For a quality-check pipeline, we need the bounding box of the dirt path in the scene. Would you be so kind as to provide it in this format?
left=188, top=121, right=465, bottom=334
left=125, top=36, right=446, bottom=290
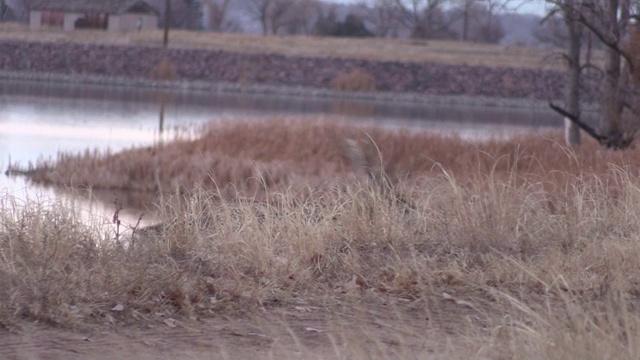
left=0, top=301, right=461, bottom=360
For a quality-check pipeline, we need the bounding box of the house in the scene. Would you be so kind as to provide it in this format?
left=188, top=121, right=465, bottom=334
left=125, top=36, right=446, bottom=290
left=29, top=0, right=159, bottom=32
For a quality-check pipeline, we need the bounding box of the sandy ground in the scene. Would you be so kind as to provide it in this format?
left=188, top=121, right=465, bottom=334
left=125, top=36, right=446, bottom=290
left=0, top=300, right=462, bottom=360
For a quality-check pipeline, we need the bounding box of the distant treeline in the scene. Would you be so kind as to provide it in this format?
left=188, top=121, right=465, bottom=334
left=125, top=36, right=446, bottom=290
left=1, top=0, right=561, bottom=46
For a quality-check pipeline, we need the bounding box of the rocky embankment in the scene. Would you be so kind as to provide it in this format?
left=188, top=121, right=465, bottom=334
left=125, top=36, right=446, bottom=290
left=0, top=40, right=568, bottom=101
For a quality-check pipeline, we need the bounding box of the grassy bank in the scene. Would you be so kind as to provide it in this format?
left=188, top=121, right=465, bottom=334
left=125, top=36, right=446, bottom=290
left=4, top=120, right=640, bottom=357
left=0, top=24, right=567, bottom=70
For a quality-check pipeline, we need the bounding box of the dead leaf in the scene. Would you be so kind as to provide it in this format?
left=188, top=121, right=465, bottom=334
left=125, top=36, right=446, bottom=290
left=111, top=304, right=124, bottom=312
left=164, top=318, right=178, bottom=328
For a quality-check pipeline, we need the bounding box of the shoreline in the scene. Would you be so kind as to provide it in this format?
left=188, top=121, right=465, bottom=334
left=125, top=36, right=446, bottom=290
left=0, top=69, right=563, bottom=111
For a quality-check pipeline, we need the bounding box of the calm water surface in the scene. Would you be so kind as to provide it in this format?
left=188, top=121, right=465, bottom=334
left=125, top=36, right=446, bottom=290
left=0, top=80, right=561, bottom=228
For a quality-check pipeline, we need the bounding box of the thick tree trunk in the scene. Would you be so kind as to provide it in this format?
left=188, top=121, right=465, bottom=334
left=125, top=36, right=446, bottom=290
left=602, top=0, right=623, bottom=140
left=564, top=1, right=581, bottom=146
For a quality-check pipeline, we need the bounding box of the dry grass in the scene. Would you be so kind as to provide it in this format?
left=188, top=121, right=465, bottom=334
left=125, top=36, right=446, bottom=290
left=0, top=24, right=577, bottom=69
left=21, top=119, right=640, bottom=200
left=5, top=120, right=640, bottom=357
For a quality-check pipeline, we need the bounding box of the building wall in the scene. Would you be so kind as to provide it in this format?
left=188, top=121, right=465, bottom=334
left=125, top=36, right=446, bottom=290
left=108, top=15, right=120, bottom=31
left=201, top=3, right=211, bottom=30
left=109, top=13, right=157, bottom=32
left=63, top=13, right=82, bottom=31
left=29, top=10, right=41, bottom=29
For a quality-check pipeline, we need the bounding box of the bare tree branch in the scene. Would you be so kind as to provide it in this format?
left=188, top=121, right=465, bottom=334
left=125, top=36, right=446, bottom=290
left=575, top=12, right=635, bottom=74
left=549, top=102, right=607, bottom=143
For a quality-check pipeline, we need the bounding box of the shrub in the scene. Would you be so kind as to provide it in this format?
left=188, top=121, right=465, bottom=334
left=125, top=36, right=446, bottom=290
left=149, top=56, right=177, bottom=80
left=331, top=68, right=376, bottom=92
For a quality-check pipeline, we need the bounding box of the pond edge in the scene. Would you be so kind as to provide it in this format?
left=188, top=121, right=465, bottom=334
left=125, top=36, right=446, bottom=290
left=0, top=69, right=590, bottom=112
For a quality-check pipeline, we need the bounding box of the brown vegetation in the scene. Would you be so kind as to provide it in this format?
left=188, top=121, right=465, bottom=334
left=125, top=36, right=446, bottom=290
left=21, top=119, right=640, bottom=200
left=5, top=120, right=640, bottom=357
left=149, top=56, right=178, bottom=80
left=331, top=68, right=377, bottom=92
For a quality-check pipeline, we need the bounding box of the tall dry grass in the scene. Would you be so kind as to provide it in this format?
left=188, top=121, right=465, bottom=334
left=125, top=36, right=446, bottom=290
left=21, top=119, right=640, bottom=202
left=5, top=161, right=640, bottom=357
left=6, top=121, right=640, bottom=357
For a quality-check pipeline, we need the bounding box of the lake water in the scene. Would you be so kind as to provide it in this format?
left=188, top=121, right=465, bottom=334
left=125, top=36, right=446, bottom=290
left=0, top=79, right=561, bottom=229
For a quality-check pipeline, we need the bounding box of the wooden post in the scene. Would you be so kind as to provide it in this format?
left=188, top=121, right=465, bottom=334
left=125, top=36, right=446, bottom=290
left=159, top=101, right=165, bottom=136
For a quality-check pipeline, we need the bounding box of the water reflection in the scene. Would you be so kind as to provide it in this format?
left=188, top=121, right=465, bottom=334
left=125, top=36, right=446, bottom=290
left=0, top=182, right=159, bottom=239
left=1, top=79, right=563, bottom=228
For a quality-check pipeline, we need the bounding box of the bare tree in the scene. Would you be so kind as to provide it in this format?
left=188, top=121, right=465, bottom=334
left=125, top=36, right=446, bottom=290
left=3, top=0, right=29, bottom=22
left=313, top=4, right=338, bottom=35
left=477, top=0, right=506, bottom=43
left=283, top=0, right=318, bottom=35
left=563, top=2, right=583, bottom=146
left=459, top=0, right=473, bottom=40
left=449, top=0, right=505, bottom=43
left=534, top=13, right=568, bottom=47
left=266, top=0, right=290, bottom=34
left=248, top=0, right=318, bottom=35
left=548, top=0, right=639, bottom=149
left=542, top=1, right=583, bottom=146
left=247, top=0, right=290, bottom=35
left=362, top=0, right=405, bottom=37
left=412, top=7, right=457, bottom=39
left=248, top=0, right=271, bottom=35
left=537, top=1, right=610, bottom=147
left=0, top=1, right=9, bottom=22
left=391, top=0, right=455, bottom=38
left=147, top=0, right=197, bottom=29
left=202, top=0, right=231, bottom=31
